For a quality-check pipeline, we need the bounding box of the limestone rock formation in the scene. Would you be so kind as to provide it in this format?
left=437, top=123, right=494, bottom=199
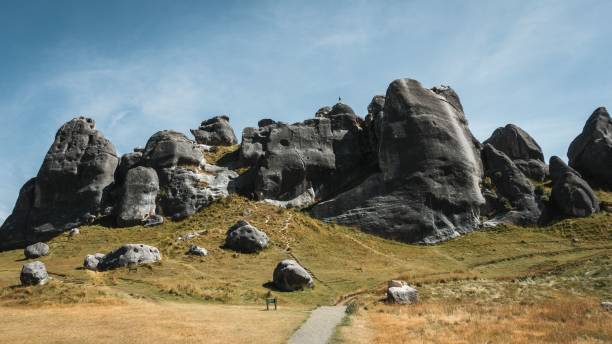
left=272, top=259, right=314, bottom=291
left=568, top=107, right=612, bottom=188
left=96, top=244, right=161, bottom=271
left=550, top=156, right=599, bottom=217
left=20, top=261, right=49, bottom=286
left=24, top=242, right=50, bottom=259
left=83, top=253, right=105, bottom=271
left=116, top=167, right=159, bottom=227
left=141, top=130, right=205, bottom=169
left=386, top=280, right=418, bottom=304
left=484, top=124, right=548, bottom=181
left=311, top=79, right=484, bottom=243
left=0, top=117, right=119, bottom=250
left=224, top=220, right=269, bottom=253
left=481, top=144, right=541, bottom=225
left=190, top=115, right=238, bottom=146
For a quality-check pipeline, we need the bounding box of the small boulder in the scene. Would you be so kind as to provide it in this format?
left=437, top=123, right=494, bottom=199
left=224, top=220, right=269, bottom=253
left=83, top=253, right=105, bottom=271
left=24, top=242, right=50, bottom=259
left=68, top=228, right=80, bottom=237
left=272, top=259, right=314, bottom=291
left=550, top=156, right=599, bottom=217
left=143, top=214, right=164, bottom=227
left=20, top=261, right=49, bottom=286
left=190, top=115, right=238, bottom=146
left=601, top=301, right=612, bottom=312
left=186, top=245, right=208, bottom=256
left=386, top=280, right=418, bottom=304
left=96, top=244, right=161, bottom=271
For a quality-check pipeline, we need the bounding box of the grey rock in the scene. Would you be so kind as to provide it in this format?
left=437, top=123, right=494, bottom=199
left=96, top=244, right=161, bottom=271
left=386, top=280, right=418, bottom=304
left=568, top=107, right=612, bottom=188
left=273, top=259, right=314, bottom=291
left=550, top=156, right=599, bottom=217
left=114, top=152, right=143, bottom=185
left=68, top=228, right=80, bottom=237
left=20, top=261, right=49, bottom=286
left=602, top=301, right=612, bottom=312
left=431, top=85, right=464, bottom=112
left=264, top=187, right=316, bottom=209
left=116, top=167, right=159, bottom=227
left=258, top=119, right=276, bottom=128
left=224, top=220, right=269, bottom=253
left=24, top=242, right=50, bottom=259
left=484, top=124, right=547, bottom=181
left=143, top=214, right=164, bottom=227
left=187, top=245, right=208, bottom=256
left=190, top=115, right=238, bottom=146
left=141, top=130, right=205, bottom=170
left=0, top=117, right=119, bottom=249
left=314, top=106, right=332, bottom=118
left=312, top=79, right=484, bottom=243
left=83, top=253, right=105, bottom=271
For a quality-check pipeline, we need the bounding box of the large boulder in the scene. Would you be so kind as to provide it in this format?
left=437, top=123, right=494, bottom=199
left=481, top=144, right=541, bottom=225
left=224, top=220, right=269, bottom=253
left=20, top=261, right=49, bottom=286
left=141, top=130, right=205, bottom=170
left=272, top=259, right=314, bottom=291
left=312, top=79, right=485, bottom=243
left=484, top=124, right=548, bottom=181
left=24, top=242, right=50, bottom=259
left=190, top=115, right=238, bottom=146
left=96, top=244, right=161, bottom=271
left=116, top=167, right=159, bottom=227
left=550, top=156, right=599, bottom=217
left=568, top=107, right=612, bottom=188
left=386, top=280, right=418, bottom=304
left=0, top=117, right=119, bottom=250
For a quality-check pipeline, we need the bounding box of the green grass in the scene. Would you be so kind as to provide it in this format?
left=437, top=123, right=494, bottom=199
left=0, top=191, right=610, bottom=308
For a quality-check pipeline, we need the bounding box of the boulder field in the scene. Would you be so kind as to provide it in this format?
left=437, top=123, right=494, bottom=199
left=0, top=77, right=609, bottom=249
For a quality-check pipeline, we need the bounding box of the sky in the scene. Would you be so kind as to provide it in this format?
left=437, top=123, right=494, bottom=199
left=0, top=0, right=610, bottom=224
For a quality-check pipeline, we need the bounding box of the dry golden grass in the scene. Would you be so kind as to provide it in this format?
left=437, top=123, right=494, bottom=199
left=339, top=299, right=612, bottom=344
left=0, top=299, right=308, bottom=344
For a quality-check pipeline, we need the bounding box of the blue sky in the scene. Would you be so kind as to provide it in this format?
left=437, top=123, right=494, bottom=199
left=0, top=0, right=611, bottom=223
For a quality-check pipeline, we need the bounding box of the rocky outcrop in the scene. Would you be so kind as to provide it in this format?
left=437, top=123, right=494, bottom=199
left=0, top=117, right=119, bottom=250
left=568, top=107, right=612, bottom=188
left=484, top=124, right=548, bottom=181
left=550, top=156, right=599, bottom=217
left=20, top=261, right=49, bottom=286
left=190, top=115, right=238, bottom=146
left=481, top=144, right=541, bottom=225
left=96, top=244, right=161, bottom=271
left=312, top=79, right=484, bottom=243
left=141, top=130, right=205, bottom=170
left=272, top=259, right=314, bottom=291
left=224, top=220, right=269, bottom=253
left=116, top=167, right=159, bottom=227
left=386, top=280, right=418, bottom=304
left=24, top=242, right=50, bottom=259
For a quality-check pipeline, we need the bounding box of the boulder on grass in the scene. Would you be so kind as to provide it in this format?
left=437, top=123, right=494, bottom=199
left=96, top=244, right=161, bottom=271
left=224, top=220, right=269, bottom=253
left=20, top=261, right=49, bottom=286
left=386, top=280, right=418, bottom=304
left=24, top=242, right=50, bottom=259
left=83, top=253, right=105, bottom=271
left=273, top=259, right=314, bottom=291
left=186, top=245, right=208, bottom=256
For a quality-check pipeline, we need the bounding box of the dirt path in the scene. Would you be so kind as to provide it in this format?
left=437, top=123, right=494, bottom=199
left=288, top=306, right=347, bottom=344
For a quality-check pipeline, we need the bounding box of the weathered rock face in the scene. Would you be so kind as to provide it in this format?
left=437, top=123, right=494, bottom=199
left=386, top=280, right=418, bottom=304
left=484, top=124, right=547, bottom=181
left=20, top=261, right=49, bottom=286
left=568, top=107, right=612, bottom=188
left=141, top=130, right=205, bottom=170
left=237, top=102, right=376, bottom=204
left=24, top=242, right=50, bottom=259
left=190, top=115, right=238, bottom=146
left=481, top=144, right=541, bottom=225
left=224, top=220, right=269, bottom=253
left=116, top=167, right=159, bottom=227
left=96, top=244, right=161, bottom=271
left=0, top=117, right=119, bottom=250
left=272, top=259, right=314, bottom=291
left=550, top=156, right=599, bottom=217
left=312, top=79, right=484, bottom=243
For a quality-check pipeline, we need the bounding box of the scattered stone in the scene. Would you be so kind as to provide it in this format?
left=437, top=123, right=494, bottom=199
left=187, top=245, right=208, bottom=256
left=386, top=280, right=418, bottom=304
left=68, top=228, right=80, bottom=237
left=96, top=244, right=161, bottom=271
left=83, top=253, right=105, bottom=271
left=273, top=259, right=314, bottom=291
left=177, top=232, right=200, bottom=241
left=24, top=242, right=50, bottom=259
left=20, top=261, right=49, bottom=286
left=143, top=214, right=164, bottom=227
left=190, top=115, right=238, bottom=146
left=224, top=220, right=269, bottom=253
left=550, top=156, right=599, bottom=217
